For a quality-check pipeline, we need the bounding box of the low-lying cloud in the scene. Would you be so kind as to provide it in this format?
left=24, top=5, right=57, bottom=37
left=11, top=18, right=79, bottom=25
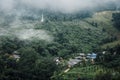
left=0, top=27, right=53, bottom=42
left=16, top=29, right=53, bottom=42
left=0, top=0, right=120, bottom=42
left=0, top=0, right=120, bottom=13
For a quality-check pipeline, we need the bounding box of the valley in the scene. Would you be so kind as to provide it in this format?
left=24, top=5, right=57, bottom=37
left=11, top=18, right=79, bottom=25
left=0, top=2, right=120, bottom=79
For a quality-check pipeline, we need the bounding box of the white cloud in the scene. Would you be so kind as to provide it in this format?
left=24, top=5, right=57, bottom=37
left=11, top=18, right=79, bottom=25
left=0, top=0, right=119, bottom=13
left=16, top=29, right=53, bottom=42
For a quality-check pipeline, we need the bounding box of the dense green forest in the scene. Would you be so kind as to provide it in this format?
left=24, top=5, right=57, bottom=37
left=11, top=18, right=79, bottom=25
left=112, top=13, right=120, bottom=30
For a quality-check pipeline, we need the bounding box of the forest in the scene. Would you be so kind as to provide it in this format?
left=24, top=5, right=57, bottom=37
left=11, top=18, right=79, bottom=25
left=0, top=0, right=120, bottom=79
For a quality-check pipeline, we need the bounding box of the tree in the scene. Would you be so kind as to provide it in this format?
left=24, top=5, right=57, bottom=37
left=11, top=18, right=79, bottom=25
left=17, top=47, right=58, bottom=80
left=112, top=13, right=120, bottom=30
left=34, top=57, right=58, bottom=80
left=97, top=45, right=120, bottom=72
left=95, top=72, right=112, bottom=80
left=0, top=37, right=24, bottom=54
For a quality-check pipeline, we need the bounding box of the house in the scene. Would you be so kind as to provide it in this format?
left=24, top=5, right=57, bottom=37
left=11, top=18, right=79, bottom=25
left=90, top=53, right=97, bottom=59
left=54, top=57, right=61, bottom=65
left=75, top=56, right=83, bottom=60
left=13, top=54, right=20, bottom=59
left=12, top=51, right=20, bottom=61
left=86, top=53, right=91, bottom=59
left=86, top=53, right=97, bottom=59
left=102, top=51, right=106, bottom=54
left=79, top=53, right=85, bottom=57
left=68, top=59, right=81, bottom=67
left=88, top=53, right=97, bottom=64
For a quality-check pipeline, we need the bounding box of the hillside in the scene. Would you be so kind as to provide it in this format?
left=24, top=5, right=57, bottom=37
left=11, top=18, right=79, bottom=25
left=0, top=0, right=120, bottom=80
left=85, top=11, right=120, bottom=49
left=56, top=65, right=117, bottom=80
left=0, top=11, right=120, bottom=54
left=0, top=10, right=120, bottom=80
left=34, top=11, right=120, bottom=52
left=87, top=11, right=120, bottom=37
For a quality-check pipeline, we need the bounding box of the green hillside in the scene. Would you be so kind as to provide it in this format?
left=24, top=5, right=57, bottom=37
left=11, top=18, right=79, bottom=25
left=0, top=0, right=120, bottom=79
left=34, top=11, right=120, bottom=52
left=0, top=10, right=120, bottom=80
left=56, top=65, right=116, bottom=80
left=1, top=11, right=120, bottom=54
left=84, top=11, right=120, bottom=49
left=102, top=40, right=120, bottom=49
left=83, top=11, right=120, bottom=39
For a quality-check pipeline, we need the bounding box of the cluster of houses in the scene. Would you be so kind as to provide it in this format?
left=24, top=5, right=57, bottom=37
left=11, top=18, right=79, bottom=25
left=54, top=53, right=97, bottom=68
left=8, top=50, right=98, bottom=68
left=68, top=53, right=97, bottom=67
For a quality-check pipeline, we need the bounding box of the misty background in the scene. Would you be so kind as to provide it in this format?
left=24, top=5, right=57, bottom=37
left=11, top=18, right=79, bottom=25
left=0, top=0, right=120, bottom=41
left=0, top=0, right=120, bottom=13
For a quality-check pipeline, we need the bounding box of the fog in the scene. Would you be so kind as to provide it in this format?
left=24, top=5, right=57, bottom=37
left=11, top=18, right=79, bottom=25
left=0, top=0, right=120, bottom=13
left=15, top=29, right=53, bottom=41
left=0, top=14, right=53, bottom=41
left=0, top=0, right=120, bottom=41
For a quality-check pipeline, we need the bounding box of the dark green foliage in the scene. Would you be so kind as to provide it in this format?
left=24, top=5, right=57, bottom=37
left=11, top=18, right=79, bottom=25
left=0, top=54, right=19, bottom=80
left=0, top=48, right=58, bottom=80
left=95, top=72, right=112, bottom=80
left=100, top=36, right=117, bottom=45
left=18, top=48, right=58, bottom=80
left=36, top=20, right=107, bottom=53
left=97, top=45, right=120, bottom=72
left=112, top=13, right=120, bottom=30
left=0, top=36, right=25, bottom=54
left=44, top=10, right=92, bottom=21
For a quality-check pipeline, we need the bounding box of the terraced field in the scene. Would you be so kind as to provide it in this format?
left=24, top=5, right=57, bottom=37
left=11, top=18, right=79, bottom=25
left=57, top=65, right=116, bottom=80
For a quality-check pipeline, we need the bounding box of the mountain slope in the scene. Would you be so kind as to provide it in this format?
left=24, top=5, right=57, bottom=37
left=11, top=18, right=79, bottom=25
left=34, top=11, right=120, bottom=52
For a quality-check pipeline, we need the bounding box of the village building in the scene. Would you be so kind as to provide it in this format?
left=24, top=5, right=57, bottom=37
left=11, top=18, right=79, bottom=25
left=11, top=51, right=20, bottom=61
left=68, top=59, right=81, bottom=67
left=54, top=57, right=61, bottom=65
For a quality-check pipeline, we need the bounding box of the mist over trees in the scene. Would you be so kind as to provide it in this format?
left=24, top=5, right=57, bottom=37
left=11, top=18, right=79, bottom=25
left=0, top=0, right=120, bottom=80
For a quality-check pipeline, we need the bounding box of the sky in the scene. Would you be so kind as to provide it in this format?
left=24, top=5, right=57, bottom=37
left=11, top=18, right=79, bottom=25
left=0, top=0, right=119, bottom=13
